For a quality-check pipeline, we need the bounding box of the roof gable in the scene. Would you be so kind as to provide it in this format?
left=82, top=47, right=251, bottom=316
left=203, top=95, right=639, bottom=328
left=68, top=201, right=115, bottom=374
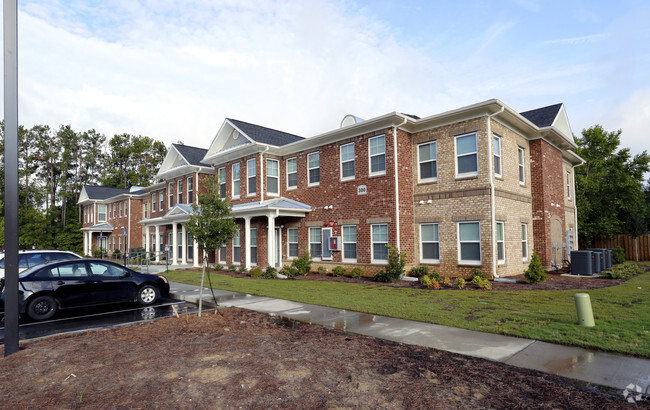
left=157, top=144, right=210, bottom=178
left=519, top=103, right=563, bottom=128
left=228, top=119, right=304, bottom=146
left=81, top=185, right=130, bottom=200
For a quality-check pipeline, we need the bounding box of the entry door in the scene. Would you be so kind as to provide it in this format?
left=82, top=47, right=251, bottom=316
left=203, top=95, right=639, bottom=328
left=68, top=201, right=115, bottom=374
left=275, top=228, right=281, bottom=267
left=322, top=228, right=333, bottom=260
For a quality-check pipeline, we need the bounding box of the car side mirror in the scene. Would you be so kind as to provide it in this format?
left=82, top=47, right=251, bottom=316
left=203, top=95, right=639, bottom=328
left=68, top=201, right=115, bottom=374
left=121, top=271, right=131, bottom=279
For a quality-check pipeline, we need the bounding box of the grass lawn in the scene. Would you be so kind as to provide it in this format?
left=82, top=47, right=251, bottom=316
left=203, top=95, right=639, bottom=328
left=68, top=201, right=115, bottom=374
left=164, top=263, right=650, bottom=358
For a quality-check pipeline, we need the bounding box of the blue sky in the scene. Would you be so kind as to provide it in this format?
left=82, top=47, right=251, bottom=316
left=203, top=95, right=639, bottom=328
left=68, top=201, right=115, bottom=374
left=4, top=0, right=649, bottom=160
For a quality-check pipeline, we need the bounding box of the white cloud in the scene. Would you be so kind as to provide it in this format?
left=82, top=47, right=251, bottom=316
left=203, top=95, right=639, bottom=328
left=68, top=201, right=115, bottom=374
left=609, top=88, right=650, bottom=158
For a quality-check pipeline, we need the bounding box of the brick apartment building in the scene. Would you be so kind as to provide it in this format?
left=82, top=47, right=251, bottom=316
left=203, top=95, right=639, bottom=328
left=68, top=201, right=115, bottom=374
left=79, top=99, right=583, bottom=278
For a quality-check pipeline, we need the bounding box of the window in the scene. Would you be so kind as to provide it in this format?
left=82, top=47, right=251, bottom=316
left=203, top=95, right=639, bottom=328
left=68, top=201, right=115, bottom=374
left=521, top=223, right=528, bottom=260
left=340, top=143, right=355, bottom=180
left=369, top=135, right=386, bottom=176
left=169, top=182, right=174, bottom=207
left=124, top=200, right=127, bottom=215
left=152, top=193, right=156, bottom=212
left=250, top=228, right=257, bottom=265
left=178, top=180, right=183, bottom=204
left=496, top=221, right=505, bottom=264
left=143, top=201, right=149, bottom=219
left=456, top=133, right=478, bottom=177
left=119, top=202, right=123, bottom=217
left=112, top=203, right=116, bottom=218
left=188, top=176, right=194, bottom=204
left=266, top=159, right=279, bottom=195
left=418, top=141, right=437, bottom=182
left=288, top=228, right=299, bottom=258
left=187, top=233, right=194, bottom=259
left=233, top=229, right=241, bottom=264
left=458, top=221, right=481, bottom=264
left=98, top=205, right=107, bottom=222
left=247, top=158, right=256, bottom=195
left=232, top=163, right=240, bottom=198
left=219, top=243, right=226, bottom=264
left=493, top=135, right=502, bottom=177
left=420, top=224, right=440, bottom=263
left=566, top=170, right=571, bottom=199
left=342, top=225, right=357, bottom=261
left=372, top=224, right=388, bottom=262
left=177, top=232, right=183, bottom=259
left=159, top=190, right=164, bottom=211
left=286, top=157, right=297, bottom=189
left=518, top=147, right=525, bottom=185
left=218, top=167, right=226, bottom=198
left=309, top=227, right=322, bottom=259
left=308, top=152, right=320, bottom=186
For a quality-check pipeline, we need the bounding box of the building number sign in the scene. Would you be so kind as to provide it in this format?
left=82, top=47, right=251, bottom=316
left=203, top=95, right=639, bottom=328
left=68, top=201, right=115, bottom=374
left=357, top=185, right=367, bottom=195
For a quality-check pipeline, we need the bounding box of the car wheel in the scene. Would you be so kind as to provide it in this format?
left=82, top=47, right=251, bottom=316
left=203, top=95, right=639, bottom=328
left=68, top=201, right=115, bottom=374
left=27, top=295, right=58, bottom=321
left=137, top=285, right=159, bottom=306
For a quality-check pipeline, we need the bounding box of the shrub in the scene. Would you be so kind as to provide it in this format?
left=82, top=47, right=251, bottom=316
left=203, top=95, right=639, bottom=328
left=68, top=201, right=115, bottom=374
left=428, top=279, right=441, bottom=290
left=228, top=264, right=237, bottom=271
left=476, top=278, right=492, bottom=290
left=441, top=276, right=452, bottom=287
left=613, top=246, right=626, bottom=264
left=332, top=266, right=346, bottom=277
left=600, top=262, right=641, bottom=279
left=348, top=267, right=363, bottom=278
left=419, top=275, right=432, bottom=287
left=374, top=245, right=407, bottom=282
left=455, top=278, right=466, bottom=289
left=263, top=266, right=277, bottom=279
left=249, top=267, right=264, bottom=278
left=524, top=251, right=546, bottom=284
left=238, top=266, right=248, bottom=274
left=214, top=264, right=224, bottom=271
left=93, top=249, right=103, bottom=258
left=291, top=252, right=312, bottom=276
left=409, top=266, right=429, bottom=278
left=470, top=268, right=486, bottom=281
left=428, top=269, right=441, bottom=281
left=279, top=265, right=299, bottom=278
left=317, top=266, right=328, bottom=275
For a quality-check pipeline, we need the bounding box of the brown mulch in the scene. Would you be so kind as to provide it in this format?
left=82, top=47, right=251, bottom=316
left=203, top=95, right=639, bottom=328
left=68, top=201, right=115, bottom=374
left=0, top=308, right=632, bottom=408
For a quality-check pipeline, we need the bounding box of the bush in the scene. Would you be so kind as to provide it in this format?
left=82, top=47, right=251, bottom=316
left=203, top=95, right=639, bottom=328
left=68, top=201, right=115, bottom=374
left=470, top=268, right=486, bottom=281
left=428, top=279, right=440, bottom=290
left=279, top=265, right=299, bottom=278
left=348, top=267, right=363, bottom=278
left=419, top=275, right=432, bottom=287
left=332, top=266, right=346, bottom=277
left=600, top=262, right=641, bottom=279
left=214, top=264, right=224, bottom=271
left=93, top=249, right=103, bottom=258
left=238, top=266, right=248, bottom=274
left=476, top=278, right=492, bottom=290
left=441, top=276, right=452, bottom=287
left=455, top=278, right=466, bottom=289
left=263, top=266, right=277, bottom=279
left=228, top=264, right=237, bottom=271
left=291, top=252, right=312, bottom=276
left=409, top=266, right=429, bottom=278
left=428, top=269, right=441, bottom=281
left=374, top=245, right=407, bottom=282
left=524, top=251, right=547, bottom=284
left=317, top=266, right=327, bottom=275
left=470, top=275, right=482, bottom=287
left=249, top=267, right=264, bottom=278
left=613, top=246, right=626, bottom=264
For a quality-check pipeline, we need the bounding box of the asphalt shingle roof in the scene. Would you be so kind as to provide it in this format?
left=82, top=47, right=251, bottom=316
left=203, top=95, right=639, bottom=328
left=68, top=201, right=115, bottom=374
left=83, top=186, right=130, bottom=200
left=519, top=103, right=563, bottom=128
left=172, top=144, right=210, bottom=167
left=228, top=119, right=304, bottom=146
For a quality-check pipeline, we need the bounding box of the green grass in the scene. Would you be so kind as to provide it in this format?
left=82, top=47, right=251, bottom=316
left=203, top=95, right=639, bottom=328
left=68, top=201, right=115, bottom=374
left=165, top=263, right=650, bottom=357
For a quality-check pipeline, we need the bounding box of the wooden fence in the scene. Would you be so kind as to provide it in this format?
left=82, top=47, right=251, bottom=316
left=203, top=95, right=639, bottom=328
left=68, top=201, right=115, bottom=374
left=586, top=234, right=650, bottom=261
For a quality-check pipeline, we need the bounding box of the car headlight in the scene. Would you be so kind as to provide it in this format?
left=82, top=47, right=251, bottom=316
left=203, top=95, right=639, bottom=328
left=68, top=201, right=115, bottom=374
left=158, top=275, right=168, bottom=284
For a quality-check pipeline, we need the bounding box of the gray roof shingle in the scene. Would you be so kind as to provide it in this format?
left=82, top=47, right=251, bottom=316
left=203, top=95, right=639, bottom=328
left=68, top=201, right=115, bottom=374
left=83, top=186, right=130, bottom=200
left=172, top=144, right=210, bottom=167
left=228, top=119, right=304, bottom=146
left=519, top=103, right=563, bottom=127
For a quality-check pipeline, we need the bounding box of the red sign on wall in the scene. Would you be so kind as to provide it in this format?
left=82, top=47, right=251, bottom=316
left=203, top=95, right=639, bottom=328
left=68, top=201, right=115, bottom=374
left=327, top=220, right=335, bottom=227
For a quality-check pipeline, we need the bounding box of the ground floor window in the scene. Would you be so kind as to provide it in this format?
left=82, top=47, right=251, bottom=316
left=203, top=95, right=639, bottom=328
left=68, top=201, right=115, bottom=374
left=497, top=221, right=505, bottom=264
left=309, top=227, right=322, bottom=259
left=177, top=232, right=183, bottom=259
left=521, top=223, right=528, bottom=260
left=288, top=228, right=298, bottom=258
left=219, top=244, right=226, bottom=264
left=159, top=234, right=164, bottom=253
left=371, top=224, right=388, bottom=262
left=187, top=233, right=194, bottom=260
left=342, top=225, right=357, bottom=261
left=420, top=223, right=440, bottom=263
left=233, top=229, right=241, bottom=264
left=250, top=228, right=257, bottom=265
left=458, top=221, right=481, bottom=265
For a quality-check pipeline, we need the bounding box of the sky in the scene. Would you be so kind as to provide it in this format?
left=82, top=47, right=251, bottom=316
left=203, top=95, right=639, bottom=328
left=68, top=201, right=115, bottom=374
left=3, top=0, right=650, bottom=160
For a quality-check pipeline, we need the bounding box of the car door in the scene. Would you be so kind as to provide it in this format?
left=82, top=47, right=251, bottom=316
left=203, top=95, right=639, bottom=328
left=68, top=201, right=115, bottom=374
left=50, top=261, right=97, bottom=308
left=88, top=261, right=137, bottom=303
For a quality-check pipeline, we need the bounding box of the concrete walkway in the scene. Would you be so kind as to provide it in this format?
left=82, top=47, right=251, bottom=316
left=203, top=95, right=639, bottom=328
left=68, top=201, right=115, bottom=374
left=168, top=281, right=650, bottom=393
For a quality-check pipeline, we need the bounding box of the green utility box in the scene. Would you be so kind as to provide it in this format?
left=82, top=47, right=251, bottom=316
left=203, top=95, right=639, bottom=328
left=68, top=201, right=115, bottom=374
left=574, top=293, right=595, bottom=327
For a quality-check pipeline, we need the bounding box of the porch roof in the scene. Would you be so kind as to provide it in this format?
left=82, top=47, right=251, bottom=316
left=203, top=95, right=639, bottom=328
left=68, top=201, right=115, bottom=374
left=81, top=223, right=114, bottom=232
left=231, top=197, right=311, bottom=218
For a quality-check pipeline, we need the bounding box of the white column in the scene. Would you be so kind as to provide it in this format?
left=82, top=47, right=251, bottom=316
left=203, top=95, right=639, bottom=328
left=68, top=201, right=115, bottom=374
left=144, top=225, right=150, bottom=258
left=181, top=224, right=187, bottom=264
left=193, top=237, right=200, bottom=268
left=267, top=212, right=276, bottom=268
left=244, top=216, right=251, bottom=271
left=172, top=223, right=178, bottom=265
left=155, top=225, right=161, bottom=262
left=83, top=231, right=88, bottom=256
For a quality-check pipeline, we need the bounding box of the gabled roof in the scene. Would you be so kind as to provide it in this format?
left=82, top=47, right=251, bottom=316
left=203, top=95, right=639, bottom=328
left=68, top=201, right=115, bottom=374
left=172, top=144, right=210, bottom=167
left=80, top=222, right=114, bottom=231
left=519, top=103, right=563, bottom=127
left=82, top=186, right=130, bottom=200
left=228, top=119, right=304, bottom=146
left=156, top=143, right=213, bottom=180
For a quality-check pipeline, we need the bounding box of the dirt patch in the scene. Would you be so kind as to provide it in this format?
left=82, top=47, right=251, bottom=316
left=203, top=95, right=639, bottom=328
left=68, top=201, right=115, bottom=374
left=0, top=308, right=631, bottom=408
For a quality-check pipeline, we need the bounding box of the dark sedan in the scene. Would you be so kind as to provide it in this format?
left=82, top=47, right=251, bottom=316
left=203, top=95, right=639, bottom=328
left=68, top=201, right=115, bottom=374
left=0, top=259, right=170, bottom=321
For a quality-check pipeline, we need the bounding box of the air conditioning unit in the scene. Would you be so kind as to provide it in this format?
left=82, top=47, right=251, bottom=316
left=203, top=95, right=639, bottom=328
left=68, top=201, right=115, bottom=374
left=570, top=251, right=593, bottom=276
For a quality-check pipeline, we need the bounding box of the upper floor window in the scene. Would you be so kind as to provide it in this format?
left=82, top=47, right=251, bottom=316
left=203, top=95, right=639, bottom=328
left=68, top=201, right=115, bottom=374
left=169, top=182, right=174, bottom=207
left=340, top=143, right=355, bottom=181
left=159, top=190, right=164, bottom=211
left=218, top=167, right=226, bottom=198
left=152, top=192, right=157, bottom=212
left=98, top=204, right=107, bottom=222
left=177, top=180, right=183, bottom=204
left=456, top=133, right=478, bottom=178
left=247, top=158, right=256, bottom=195
left=418, top=141, right=437, bottom=182
left=143, top=201, right=149, bottom=219
left=566, top=170, right=571, bottom=200
left=266, top=159, right=279, bottom=195
left=286, top=157, right=297, bottom=189
left=458, top=221, right=481, bottom=265
left=369, top=135, right=386, bottom=176
left=232, top=163, right=240, bottom=198
left=518, top=147, right=526, bottom=185
left=493, top=135, right=502, bottom=177
left=124, top=200, right=127, bottom=215
left=308, top=152, right=320, bottom=186
left=112, top=203, right=116, bottom=218
left=188, top=176, right=194, bottom=204
left=119, top=202, right=123, bottom=217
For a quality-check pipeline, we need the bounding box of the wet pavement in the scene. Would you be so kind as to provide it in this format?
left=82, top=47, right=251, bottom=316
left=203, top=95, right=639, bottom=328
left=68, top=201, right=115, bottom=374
left=170, top=281, right=650, bottom=392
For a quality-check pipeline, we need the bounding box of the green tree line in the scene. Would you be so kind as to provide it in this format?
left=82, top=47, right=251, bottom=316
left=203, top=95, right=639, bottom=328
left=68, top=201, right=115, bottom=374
left=0, top=121, right=166, bottom=252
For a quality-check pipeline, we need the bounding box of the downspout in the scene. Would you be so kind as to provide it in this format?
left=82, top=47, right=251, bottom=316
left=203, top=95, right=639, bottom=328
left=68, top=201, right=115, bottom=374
left=127, top=197, right=131, bottom=251
left=260, top=146, right=269, bottom=203
left=487, top=105, right=505, bottom=279
left=393, top=116, right=408, bottom=252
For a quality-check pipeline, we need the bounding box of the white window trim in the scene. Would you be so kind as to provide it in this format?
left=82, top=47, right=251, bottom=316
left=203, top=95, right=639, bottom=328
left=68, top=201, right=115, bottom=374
left=266, top=158, right=280, bottom=196
left=169, top=182, right=174, bottom=208
left=309, top=227, right=322, bottom=261
left=371, top=223, right=389, bottom=264
left=98, top=204, right=107, bottom=222
left=218, top=167, right=226, bottom=198
left=368, top=135, right=386, bottom=177
left=287, top=227, right=299, bottom=260
left=522, top=223, right=528, bottom=261
left=496, top=221, right=505, bottom=265
left=178, top=179, right=183, bottom=204
left=419, top=223, right=440, bottom=264
left=493, top=135, right=502, bottom=178
left=417, top=141, right=438, bottom=183
left=340, top=142, right=355, bottom=182
left=518, top=147, right=526, bottom=186
left=232, top=163, right=241, bottom=199
left=119, top=202, right=123, bottom=217
left=342, top=225, right=357, bottom=263
left=151, top=193, right=156, bottom=212
left=566, top=170, right=572, bottom=200
left=247, top=158, right=256, bottom=196
left=307, top=152, right=320, bottom=187
left=188, top=176, right=194, bottom=204
left=455, top=133, right=479, bottom=179
left=457, top=221, right=482, bottom=265
left=286, top=157, right=297, bottom=190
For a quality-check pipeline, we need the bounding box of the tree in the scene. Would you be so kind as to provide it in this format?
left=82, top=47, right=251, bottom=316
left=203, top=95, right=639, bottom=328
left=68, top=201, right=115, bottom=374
left=185, top=175, right=238, bottom=316
left=574, top=125, right=650, bottom=245
left=102, top=133, right=166, bottom=188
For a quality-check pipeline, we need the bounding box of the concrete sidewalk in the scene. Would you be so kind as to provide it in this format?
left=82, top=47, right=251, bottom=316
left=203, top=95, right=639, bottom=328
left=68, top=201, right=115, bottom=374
left=169, top=281, right=650, bottom=394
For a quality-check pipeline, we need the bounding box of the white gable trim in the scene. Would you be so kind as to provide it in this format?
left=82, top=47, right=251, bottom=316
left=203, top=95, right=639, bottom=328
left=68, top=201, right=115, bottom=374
left=204, top=119, right=256, bottom=164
